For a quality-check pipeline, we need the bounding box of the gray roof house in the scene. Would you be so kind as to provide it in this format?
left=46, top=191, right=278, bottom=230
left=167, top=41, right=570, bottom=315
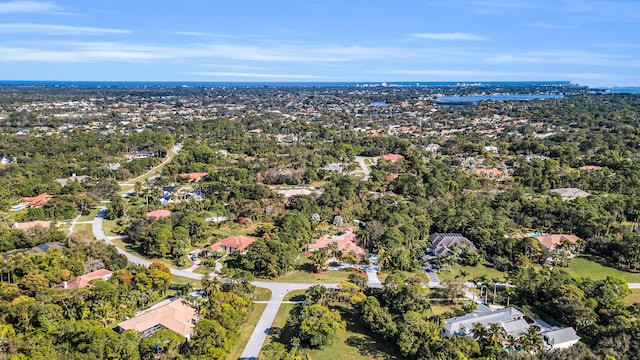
left=550, top=188, right=591, bottom=201
left=444, top=306, right=581, bottom=350
left=444, top=307, right=526, bottom=338
left=429, top=233, right=477, bottom=256
left=542, top=327, right=581, bottom=350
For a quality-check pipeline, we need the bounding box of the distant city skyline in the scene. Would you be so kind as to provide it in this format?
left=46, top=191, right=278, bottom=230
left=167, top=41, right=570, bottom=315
left=0, top=0, right=638, bottom=86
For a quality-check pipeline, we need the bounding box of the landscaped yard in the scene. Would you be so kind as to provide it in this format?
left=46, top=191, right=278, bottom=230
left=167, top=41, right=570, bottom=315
left=264, top=269, right=353, bottom=284
left=111, top=237, right=193, bottom=269
left=262, top=302, right=399, bottom=360
left=227, top=303, right=267, bottom=360
left=566, top=256, right=640, bottom=283
left=71, top=223, right=95, bottom=240
left=430, top=303, right=465, bottom=316
left=170, top=275, right=201, bottom=288
left=253, top=286, right=272, bottom=301
left=626, top=289, right=640, bottom=304
left=101, top=219, right=120, bottom=236
left=437, top=263, right=507, bottom=282
left=77, top=208, right=99, bottom=222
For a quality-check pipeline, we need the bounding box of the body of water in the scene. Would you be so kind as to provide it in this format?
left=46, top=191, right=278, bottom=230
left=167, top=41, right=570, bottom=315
left=437, top=94, right=564, bottom=103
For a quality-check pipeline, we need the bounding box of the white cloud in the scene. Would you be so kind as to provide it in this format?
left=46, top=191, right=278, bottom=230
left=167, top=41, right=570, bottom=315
left=410, top=32, right=486, bottom=41
left=201, top=64, right=270, bottom=70
left=0, top=1, right=57, bottom=13
left=486, top=51, right=640, bottom=67
left=171, top=31, right=237, bottom=39
left=0, top=24, right=130, bottom=35
left=188, top=71, right=327, bottom=79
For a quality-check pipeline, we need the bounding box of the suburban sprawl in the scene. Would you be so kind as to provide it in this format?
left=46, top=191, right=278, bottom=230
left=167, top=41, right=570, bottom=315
left=1, top=82, right=640, bottom=360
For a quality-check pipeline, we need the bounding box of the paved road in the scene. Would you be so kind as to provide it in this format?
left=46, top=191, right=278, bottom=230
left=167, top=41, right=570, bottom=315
left=354, top=156, right=371, bottom=180
left=93, top=209, right=202, bottom=280
left=240, top=282, right=339, bottom=360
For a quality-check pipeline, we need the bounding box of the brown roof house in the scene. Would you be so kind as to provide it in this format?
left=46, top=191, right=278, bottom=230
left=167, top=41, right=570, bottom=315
left=429, top=233, right=477, bottom=257
left=306, top=228, right=366, bottom=259
left=116, top=299, right=198, bottom=339
left=178, top=172, right=208, bottom=182
left=204, top=236, right=256, bottom=255
left=535, top=234, right=581, bottom=252
left=14, top=220, right=52, bottom=231
left=54, top=269, right=113, bottom=291
left=147, top=209, right=172, bottom=219
left=20, top=193, right=53, bottom=207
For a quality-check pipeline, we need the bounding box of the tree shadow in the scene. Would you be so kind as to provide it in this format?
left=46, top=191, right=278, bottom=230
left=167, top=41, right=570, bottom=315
left=345, top=336, right=397, bottom=359
left=297, top=262, right=314, bottom=273
left=289, top=294, right=306, bottom=302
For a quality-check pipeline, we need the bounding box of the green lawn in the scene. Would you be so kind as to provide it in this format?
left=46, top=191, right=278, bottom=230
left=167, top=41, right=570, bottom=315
left=192, top=266, right=213, bottom=275
left=430, top=303, right=465, bottom=316
left=262, top=303, right=399, bottom=360
left=171, top=275, right=201, bottom=288
left=72, top=223, right=95, bottom=240
left=101, top=219, right=119, bottom=236
left=626, top=289, right=640, bottom=305
left=260, top=303, right=296, bottom=357
left=284, top=289, right=306, bottom=301
left=264, top=269, right=353, bottom=284
left=77, top=208, right=99, bottom=222
left=437, top=263, right=507, bottom=282
left=227, top=303, right=267, bottom=360
left=566, top=256, right=640, bottom=283
left=253, top=287, right=272, bottom=301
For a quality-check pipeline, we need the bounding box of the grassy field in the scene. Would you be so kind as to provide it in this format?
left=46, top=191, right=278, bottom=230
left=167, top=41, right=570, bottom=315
left=284, top=289, right=306, bottom=301
left=437, top=263, right=507, bottom=282
left=260, top=303, right=296, bottom=356
left=264, top=269, right=353, bottom=284
left=626, top=289, right=640, bottom=304
left=71, top=223, right=95, bottom=240
left=77, top=208, right=100, bottom=222
left=262, top=302, right=399, bottom=360
left=101, top=219, right=119, bottom=236
left=253, top=287, right=273, bottom=301
left=430, top=303, right=465, bottom=316
left=171, top=275, right=201, bottom=288
left=566, top=256, right=640, bottom=282
left=192, top=266, right=213, bottom=275
left=227, top=303, right=267, bottom=360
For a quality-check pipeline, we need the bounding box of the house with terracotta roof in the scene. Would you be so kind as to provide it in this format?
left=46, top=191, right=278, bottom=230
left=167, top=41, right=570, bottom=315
left=54, top=269, right=112, bottom=291
left=578, top=165, right=602, bottom=171
left=178, top=172, right=208, bottom=182
left=535, top=234, right=581, bottom=252
left=306, top=229, right=366, bottom=259
left=147, top=209, right=172, bottom=219
left=116, top=299, right=199, bottom=339
left=474, top=168, right=503, bottom=179
left=13, top=220, right=52, bottom=231
left=19, top=193, right=53, bottom=208
left=204, top=236, right=257, bottom=255
left=381, top=153, right=405, bottom=162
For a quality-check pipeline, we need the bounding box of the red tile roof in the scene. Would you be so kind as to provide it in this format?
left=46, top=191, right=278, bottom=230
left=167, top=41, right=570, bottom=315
left=382, top=154, right=405, bottom=161
left=178, top=172, right=209, bottom=182
left=147, top=210, right=172, bottom=219
left=20, top=193, right=53, bottom=207
left=117, top=299, right=198, bottom=338
left=54, top=269, right=112, bottom=291
left=207, top=236, right=256, bottom=253
left=535, top=234, right=581, bottom=250
left=578, top=165, right=602, bottom=171
left=307, top=229, right=366, bottom=257
left=14, top=220, right=52, bottom=231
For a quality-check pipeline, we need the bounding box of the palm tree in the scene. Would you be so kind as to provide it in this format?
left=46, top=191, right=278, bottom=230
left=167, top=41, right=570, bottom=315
left=487, top=323, right=507, bottom=348
left=310, top=250, right=329, bottom=273
left=491, top=277, right=501, bottom=303
left=504, top=286, right=515, bottom=307
left=470, top=276, right=482, bottom=302
left=505, top=334, right=520, bottom=353
left=455, top=270, right=469, bottom=280
left=471, top=322, right=488, bottom=344
left=328, top=241, right=339, bottom=260
left=134, top=181, right=143, bottom=196
left=522, top=326, right=544, bottom=354
left=478, top=275, right=488, bottom=303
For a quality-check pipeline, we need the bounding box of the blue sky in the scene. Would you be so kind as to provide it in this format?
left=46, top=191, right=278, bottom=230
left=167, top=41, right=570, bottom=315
left=0, top=0, right=639, bottom=86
